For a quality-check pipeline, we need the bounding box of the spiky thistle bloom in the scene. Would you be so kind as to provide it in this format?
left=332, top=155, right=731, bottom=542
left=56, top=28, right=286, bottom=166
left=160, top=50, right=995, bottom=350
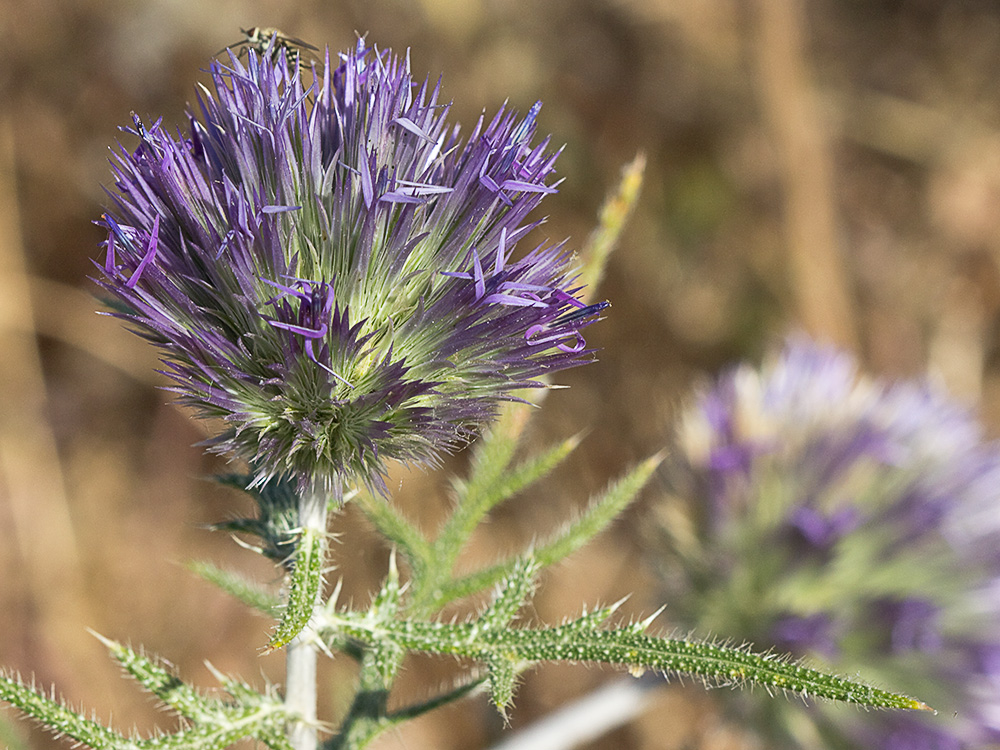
left=655, top=336, right=1000, bottom=748
left=95, top=41, right=604, bottom=497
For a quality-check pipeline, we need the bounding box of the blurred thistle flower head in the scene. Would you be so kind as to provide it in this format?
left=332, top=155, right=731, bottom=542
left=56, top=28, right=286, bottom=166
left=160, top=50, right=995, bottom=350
left=95, top=41, right=603, bottom=498
left=659, top=336, right=1000, bottom=747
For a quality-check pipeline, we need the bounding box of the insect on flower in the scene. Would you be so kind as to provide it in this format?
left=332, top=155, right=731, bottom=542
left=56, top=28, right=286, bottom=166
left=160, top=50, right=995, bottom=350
left=218, top=27, right=318, bottom=63
left=525, top=297, right=610, bottom=353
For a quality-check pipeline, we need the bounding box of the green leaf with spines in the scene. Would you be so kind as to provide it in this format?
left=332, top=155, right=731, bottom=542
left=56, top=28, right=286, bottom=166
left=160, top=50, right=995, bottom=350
left=96, top=634, right=218, bottom=721
left=465, top=432, right=580, bottom=523
left=353, top=489, right=432, bottom=581
left=95, top=635, right=291, bottom=748
left=269, top=523, right=325, bottom=650
left=131, top=688, right=287, bottom=748
left=323, top=674, right=487, bottom=750
left=551, top=601, right=624, bottom=637
left=426, top=454, right=662, bottom=610
left=326, top=648, right=393, bottom=750
left=486, top=655, right=518, bottom=716
left=432, top=429, right=579, bottom=572
left=187, top=559, right=380, bottom=668
left=477, top=556, right=540, bottom=632
left=0, top=671, right=128, bottom=749
left=187, top=559, right=280, bottom=615
left=415, top=402, right=540, bottom=588
left=534, top=452, right=663, bottom=567
left=1, top=642, right=291, bottom=750
left=213, top=472, right=300, bottom=563
left=202, top=662, right=289, bottom=724
left=411, top=563, right=506, bottom=610
left=368, top=551, right=403, bottom=621
left=206, top=667, right=264, bottom=706
left=577, top=153, right=646, bottom=298
left=135, top=721, right=281, bottom=750
left=316, top=604, right=931, bottom=715
left=257, top=729, right=297, bottom=750
left=370, top=641, right=405, bottom=687
left=345, top=552, right=407, bottom=685
left=382, top=675, right=485, bottom=723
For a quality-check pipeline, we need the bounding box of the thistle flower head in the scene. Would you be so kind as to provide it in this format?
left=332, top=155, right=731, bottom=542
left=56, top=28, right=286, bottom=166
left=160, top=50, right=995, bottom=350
left=96, top=41, right=602, bottom=497
left=658, top=336, right=1000, bottom=747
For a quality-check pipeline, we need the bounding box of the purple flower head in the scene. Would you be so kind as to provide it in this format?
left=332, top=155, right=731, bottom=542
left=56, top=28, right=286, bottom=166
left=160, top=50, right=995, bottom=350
left=787, top=505, right=861, bottom=550
left=659, top=336, right=1000, bottom=747
left=95, top=42, right=603, bottom=497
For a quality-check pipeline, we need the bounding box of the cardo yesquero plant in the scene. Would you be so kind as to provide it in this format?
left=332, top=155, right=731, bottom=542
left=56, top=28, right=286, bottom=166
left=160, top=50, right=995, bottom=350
left=655, top=337, right=1000, bottom=748
left=0, top=38, right=929, bottom=750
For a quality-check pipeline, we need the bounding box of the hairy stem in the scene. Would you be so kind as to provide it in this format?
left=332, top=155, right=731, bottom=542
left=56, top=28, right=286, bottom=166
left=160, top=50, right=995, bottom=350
left=286, top=485, right=330, bottom=750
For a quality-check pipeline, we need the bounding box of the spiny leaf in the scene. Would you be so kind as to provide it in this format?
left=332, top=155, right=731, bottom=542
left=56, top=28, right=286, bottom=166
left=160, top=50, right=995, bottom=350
left=325, top=649, right=394, bottom=750
left=352, top=489, right=432, bottom=581
left=1, top=647, right=289, bottom=750
left=366, top=553, right=406, bottom=683
left=469, top=401, right=535, bottom=478
left=324, top=675, right=487, bottom=750
left=369, top=551, right=403, bottom=619
left=123, top=670, right=289, bottom=750
left=317, top=608, right=931, bottom=715
left=212, top=472, right=300, bottom=563
left=256, top=729, right=296, bottom=750
left=134, top=721, right=280, bottom=750
left=429, top=403, right=543, bottom=569
left=578, top=152, right=646, bottom=298
left=414, top=563, right=506, bottom=609
left=383, top=676, right=485, bottom=723
left=472, top=434, right=580, bottom=523
left=429, top=454, right=662, bottom=608
left=477, top=557, right=541, bottom=632
left=370, top=641, right=406, bottom=687
left=0, top=671, right=127, bottom=748
left=551, top=600, right=626, bottom=637
left=493, top=629, right=932, bottom=711
left=535, top=452, right=663, bottom=567
left=186, top=560, right=279, bottom=615
left=269, top=524, right=325, bottom=651
left=203, top=662, right=283, bottom=713
left=94, top=633, right=216, bottom=721
left=486, top=655, right=518, bottom=716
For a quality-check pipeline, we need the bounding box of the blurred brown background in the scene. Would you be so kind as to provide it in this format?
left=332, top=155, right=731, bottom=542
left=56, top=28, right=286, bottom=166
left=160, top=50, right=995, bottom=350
left=4, top=0, right=1000, bottom=748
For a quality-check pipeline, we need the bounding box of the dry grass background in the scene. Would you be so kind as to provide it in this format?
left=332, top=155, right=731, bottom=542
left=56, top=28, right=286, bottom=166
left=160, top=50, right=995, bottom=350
left=4, top=0, right=1000, bottom=748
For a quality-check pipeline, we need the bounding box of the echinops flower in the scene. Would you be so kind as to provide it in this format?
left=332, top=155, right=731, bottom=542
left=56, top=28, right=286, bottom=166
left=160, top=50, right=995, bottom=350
left=95, top=40, right=603, bottom=497
left=655, top=337, right=1000, bottom=748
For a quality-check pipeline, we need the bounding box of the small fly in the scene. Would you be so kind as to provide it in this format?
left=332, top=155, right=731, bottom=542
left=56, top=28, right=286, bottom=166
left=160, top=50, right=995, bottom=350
left=555, top=299, right=610, bottom=325
left=218, top=27, right=318, bottom=64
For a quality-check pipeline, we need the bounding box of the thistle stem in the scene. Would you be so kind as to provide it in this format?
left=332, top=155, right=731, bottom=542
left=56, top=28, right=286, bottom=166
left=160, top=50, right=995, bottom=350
left=286, top=486, right=330, bottom=750
left=287, top=631, right=318, bottom=750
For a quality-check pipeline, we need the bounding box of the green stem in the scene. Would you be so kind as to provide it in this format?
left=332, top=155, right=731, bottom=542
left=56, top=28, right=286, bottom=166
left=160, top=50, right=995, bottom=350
left=286, top=484, right=330, bottom=750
